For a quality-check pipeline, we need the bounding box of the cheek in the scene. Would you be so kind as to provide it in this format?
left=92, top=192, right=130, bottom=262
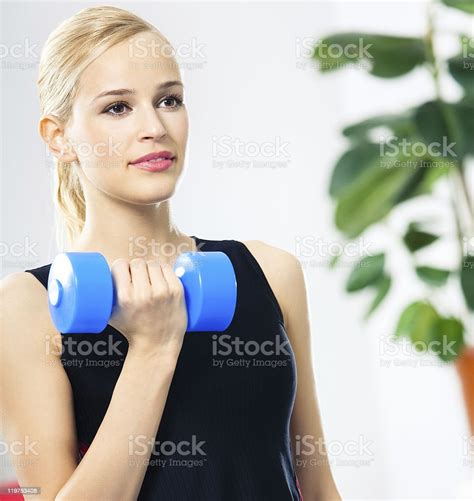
left=165, top=112, right=189, bottom=152
left=178, top=114, right=189, bottom=145
left=73, top=119, right=128, bottom=170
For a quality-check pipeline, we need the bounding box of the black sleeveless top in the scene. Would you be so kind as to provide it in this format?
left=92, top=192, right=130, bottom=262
left=25, top=236, right=302, bottom=501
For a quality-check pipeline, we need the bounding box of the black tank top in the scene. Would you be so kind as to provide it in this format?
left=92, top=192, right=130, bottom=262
left=25, top=236, right=303, bottom=500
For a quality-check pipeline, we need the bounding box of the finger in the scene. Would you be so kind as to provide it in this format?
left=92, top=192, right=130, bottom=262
left=110, top=258, right=132, bottom=303
left=129, top=258, right=151, bottom=292
left=160, top=261, right=184, bottom=295
left=146, top=259, right=168, bottom=295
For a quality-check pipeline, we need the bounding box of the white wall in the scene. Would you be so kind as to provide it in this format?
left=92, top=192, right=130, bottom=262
left=1, top=1, right=473, bottom=498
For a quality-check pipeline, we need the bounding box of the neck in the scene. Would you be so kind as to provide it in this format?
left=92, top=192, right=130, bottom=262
left=71, top=196, right=196, bottom=266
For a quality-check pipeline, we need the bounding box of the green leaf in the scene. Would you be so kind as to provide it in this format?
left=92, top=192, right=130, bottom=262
left=403, top=223, right=439, bottom=252
left=329, top=142, right=380, bottom=198
left=415, top=266, right=450, bottom=287
left=412, top=158, right=453, bottom=192
left=415, top=100, right=474, bottom=160
left=394, top=301, right=440, bottom=352
left=433, top=317, right=465, bottom=362
left=441, top=0, right=474, bottom=13
left=334, top=156, right=415, bottom=238
left=415, top=101, right=457, bottom=158
left=448, top=55, right=474, bottom=98
left=395, top=302, right=422, bottom=338
left=346, top=253, right=385, bottom=292
left=453, top=102, right=474, bottom=156
left=392, top=165, right=429, bottom=204
left=312, top=33, right=427, bottom=78
left=342, top=111, right=416, bottom=142
left=365, top=274, right=391, bottom=317
left=461, top=255, right=474, bottom=310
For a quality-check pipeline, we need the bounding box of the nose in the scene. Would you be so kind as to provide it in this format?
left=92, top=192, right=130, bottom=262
left=137, top=104, right=167, bottom=142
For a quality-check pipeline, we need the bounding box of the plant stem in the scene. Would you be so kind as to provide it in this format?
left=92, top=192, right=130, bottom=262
left=426, top=1, right=472, bottom=244
left=457, top=166, right=474, bottom=224
left=426, top=0, right=473, bottom=330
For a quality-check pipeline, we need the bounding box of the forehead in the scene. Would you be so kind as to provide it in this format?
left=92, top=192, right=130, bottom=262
left=76, top=31, right=181, bottom=100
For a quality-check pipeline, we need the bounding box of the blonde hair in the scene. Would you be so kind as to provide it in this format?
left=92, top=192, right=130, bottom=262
left=37, top=5, right=172, bottom=250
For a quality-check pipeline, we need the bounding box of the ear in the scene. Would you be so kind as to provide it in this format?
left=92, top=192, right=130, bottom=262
left=38, top=115, right=77, bottom=163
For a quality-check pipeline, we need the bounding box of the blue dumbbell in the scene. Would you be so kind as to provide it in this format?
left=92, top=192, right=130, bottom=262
left=47, top=251, right=237, bottom=334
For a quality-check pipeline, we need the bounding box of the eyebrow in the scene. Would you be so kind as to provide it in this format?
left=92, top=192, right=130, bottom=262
left=91, top=80, right=183, bottom=103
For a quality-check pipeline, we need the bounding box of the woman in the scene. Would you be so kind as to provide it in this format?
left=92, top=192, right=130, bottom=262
left=1, top=6, right=341, bottom=500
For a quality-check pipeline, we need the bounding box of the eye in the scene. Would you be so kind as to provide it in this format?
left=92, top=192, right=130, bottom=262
left=102, top=93, right=184, bottom=117
left=159, top=93, right=184, bottom=109
left=103, top=101, right=131, bottom=117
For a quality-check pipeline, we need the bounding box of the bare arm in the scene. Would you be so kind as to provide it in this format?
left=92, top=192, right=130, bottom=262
left=1, top=258, right=187, bottom=500
left=55, top=345, right=177, bottom=500
left=242, top=241, right=342, bottom=501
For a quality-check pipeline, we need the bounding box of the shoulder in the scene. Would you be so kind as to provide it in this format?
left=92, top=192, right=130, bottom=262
left=240, top=240, right=301, bottom=273
left=1, top=271, right=59, bottom=357
left=240, top=240, right=306, bottom=330
left=1, top=271, right=48, bottom=310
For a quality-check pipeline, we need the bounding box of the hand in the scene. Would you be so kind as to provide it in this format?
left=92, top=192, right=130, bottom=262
left=108, top=258, right=188, bottom=361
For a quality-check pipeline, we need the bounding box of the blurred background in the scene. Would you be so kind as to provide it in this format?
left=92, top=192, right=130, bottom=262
left=1, top=0, right=473, bottom=499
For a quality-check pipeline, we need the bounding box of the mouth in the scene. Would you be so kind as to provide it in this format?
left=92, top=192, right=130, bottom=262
left=129, top=151, right=176, bottom=172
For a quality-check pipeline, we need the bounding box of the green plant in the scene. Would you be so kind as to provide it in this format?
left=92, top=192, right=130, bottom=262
left=313, top=0, right=473, bottom=362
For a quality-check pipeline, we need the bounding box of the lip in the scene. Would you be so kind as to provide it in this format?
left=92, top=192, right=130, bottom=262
left=129, top=150, right=175, bottom=172
left=130, top=158, right=174, bottom=172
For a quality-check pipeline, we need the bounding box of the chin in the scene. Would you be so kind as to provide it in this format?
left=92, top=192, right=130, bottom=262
left=125, top=189, right=177, bottom=206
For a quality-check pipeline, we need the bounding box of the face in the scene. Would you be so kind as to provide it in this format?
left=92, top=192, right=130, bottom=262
left=64, top=31, right=188, bottom=205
